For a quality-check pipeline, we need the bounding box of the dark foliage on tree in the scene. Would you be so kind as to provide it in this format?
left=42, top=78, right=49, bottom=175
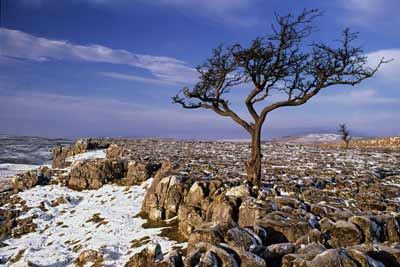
left=173, top=9, right=388, bottom=186
left=338, top=124, right=352, bottom=149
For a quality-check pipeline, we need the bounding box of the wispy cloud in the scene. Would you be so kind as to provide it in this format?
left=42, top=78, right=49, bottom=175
left=0, top=28, right=197, bottom=85
left=16, top=0, right=260, bottom=27
left=339, top=0, right=400, bottom=26
left=342, top=0, right=382, bottom=14
left=149, top=0, right=260, bottom=27
left=316, top=89, right=399, bottom=105
left=99, top=72, right=177, bottom=85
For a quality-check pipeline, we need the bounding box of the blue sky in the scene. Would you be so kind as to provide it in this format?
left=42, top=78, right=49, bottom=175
left=0, top=0, right=399, bottom=139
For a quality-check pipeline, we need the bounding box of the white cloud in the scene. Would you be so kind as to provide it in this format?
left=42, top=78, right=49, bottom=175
left=366, top=49, right=400, bottom=83
left=316, top=89, right=398, bottom=105
left=99, top=72, right=176, bottom=85
left=342, top=0, right=382, bottom=13
left=340, top=0, right=400, bottom=26
left=0, top=28, right=197, bottom=85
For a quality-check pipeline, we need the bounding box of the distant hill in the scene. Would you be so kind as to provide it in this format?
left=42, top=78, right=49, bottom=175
left=271, top=133, right=363, bottom=144
left=275, top=133, right=400, bottom=150
left=0, top=135, right=71, bottom=165
left=322, top=135, right=400, bottom=150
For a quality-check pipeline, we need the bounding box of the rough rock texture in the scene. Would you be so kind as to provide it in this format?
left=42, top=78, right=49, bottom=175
left=66, top=159, right=127, bottom=190
left=125, top=243, right=183, bottom=267
left=52, top=138, right=109, bottom=168
left=0, top=197, right=36, bottom=239
left=12, top=166, right=51, bottom=192
left=329, top=220, right=363, bottom=247
left=2, top=137, right=400, bottom=266
left=75, top=249, right=104, bottom=267
left=122, top=161, right=161, bottom=186
left=141, top=175, right=191, bottom=221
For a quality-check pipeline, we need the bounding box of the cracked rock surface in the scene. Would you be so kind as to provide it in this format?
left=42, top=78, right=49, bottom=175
left=1, top=137, right=400, bottom=266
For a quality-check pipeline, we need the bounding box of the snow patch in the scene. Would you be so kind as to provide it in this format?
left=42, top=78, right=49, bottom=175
left=66, top=150, right=106, bottom=163
left=1, top=182, right=182, bottom=266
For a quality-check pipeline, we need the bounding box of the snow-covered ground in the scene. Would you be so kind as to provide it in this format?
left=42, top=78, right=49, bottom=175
left=0, top=145, right=185, bottom=266
left=65, top=150, right=106, bottom=163
left=0, top=180, right=184, bottom=266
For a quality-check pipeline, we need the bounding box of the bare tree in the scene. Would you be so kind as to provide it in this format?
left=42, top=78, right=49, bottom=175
left=338, top=124, right=351, bottom=149
left=173, top=9, right=387, bottom=186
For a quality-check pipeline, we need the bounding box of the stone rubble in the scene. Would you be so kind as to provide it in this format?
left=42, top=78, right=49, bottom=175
left=1, top=137, right=400, bottom=266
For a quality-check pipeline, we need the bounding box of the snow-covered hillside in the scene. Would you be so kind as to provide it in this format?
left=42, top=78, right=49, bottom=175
left=0, top=147, right=185, bottom=266
left=1, top=181, right=184, bottom=266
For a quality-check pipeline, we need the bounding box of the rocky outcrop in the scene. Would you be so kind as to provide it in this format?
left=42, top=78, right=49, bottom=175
left=52, top=138, right=109, bottom=168
left=121, top=161, right=161, bottom=186
left=0, top=202, right=36, bottom=239
left=140, top=168, right=400, bottom=267
left=12, top=166, right=52, bottom=192
left=75, top=249, right=104, bottom=267
left=66, top=159, right=127, bottom=190
left=3, top=137, right=400, bottom=266
left=141, top=174, right=242, bottom=238
left=125, top=243, right=183, bottom=267
left=141, top=175, right=191, bottom=221
left=329, top=220, right=363, bottom=248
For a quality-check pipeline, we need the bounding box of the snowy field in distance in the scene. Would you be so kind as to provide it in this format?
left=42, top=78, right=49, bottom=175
left=0, top=135, right=71, bottom=181
left=0, top=163, right=42, bottom=180
left=272, top=133, right=364, bottom=144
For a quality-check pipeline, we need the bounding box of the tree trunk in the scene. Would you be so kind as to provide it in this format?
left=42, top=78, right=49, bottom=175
left=245, top=126, right=262, bottom=187
left=345, top=140, right=350, bottom=149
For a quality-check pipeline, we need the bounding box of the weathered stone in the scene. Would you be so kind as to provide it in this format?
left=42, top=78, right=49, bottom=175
left=349, top=216, right=373, bottom=243
left=225, top=226, right=261, bottom=251
left=281, top=243, right=326, bottom=266
left=257, top=212, right=312, bottom=244
left=187, top=224, right=225, bottom=253
left=185, top=242, right=240, bottom=267
left=295, top=229, right=323, bottom=248
left=75, top=249, right=104, bottom=267
left=120, top=161, right=160, bottom=186
left=53, top=138, right=109, bottom=168
left=319, top=217, right=334, bottom=234
left=12, top=166, right=51, bottom=191
left=154, top=161, right=181, bottom=180
left=0, top=207, right=37, bottom=239
left=351, top=244, right=400, bottom=267
left=229, top=245, right=267, bottom=267
left=206, top=195, right=238, bottom=228
left=260, top=243, right=295, bottom=267
left=106, top=144, right=124, bottom=160
left=238, top=198, right=274, bottom=227
left=67, top=159, right=127, bottom=190
left=226, top=184, right=251, bottom=198
left=329, top=220, right=363, bottom=248
left=309, top=249, right=358, bottom=267
left=345, top=249, right=385, bottom=267
left=125, top=243, right=163, bottom=267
